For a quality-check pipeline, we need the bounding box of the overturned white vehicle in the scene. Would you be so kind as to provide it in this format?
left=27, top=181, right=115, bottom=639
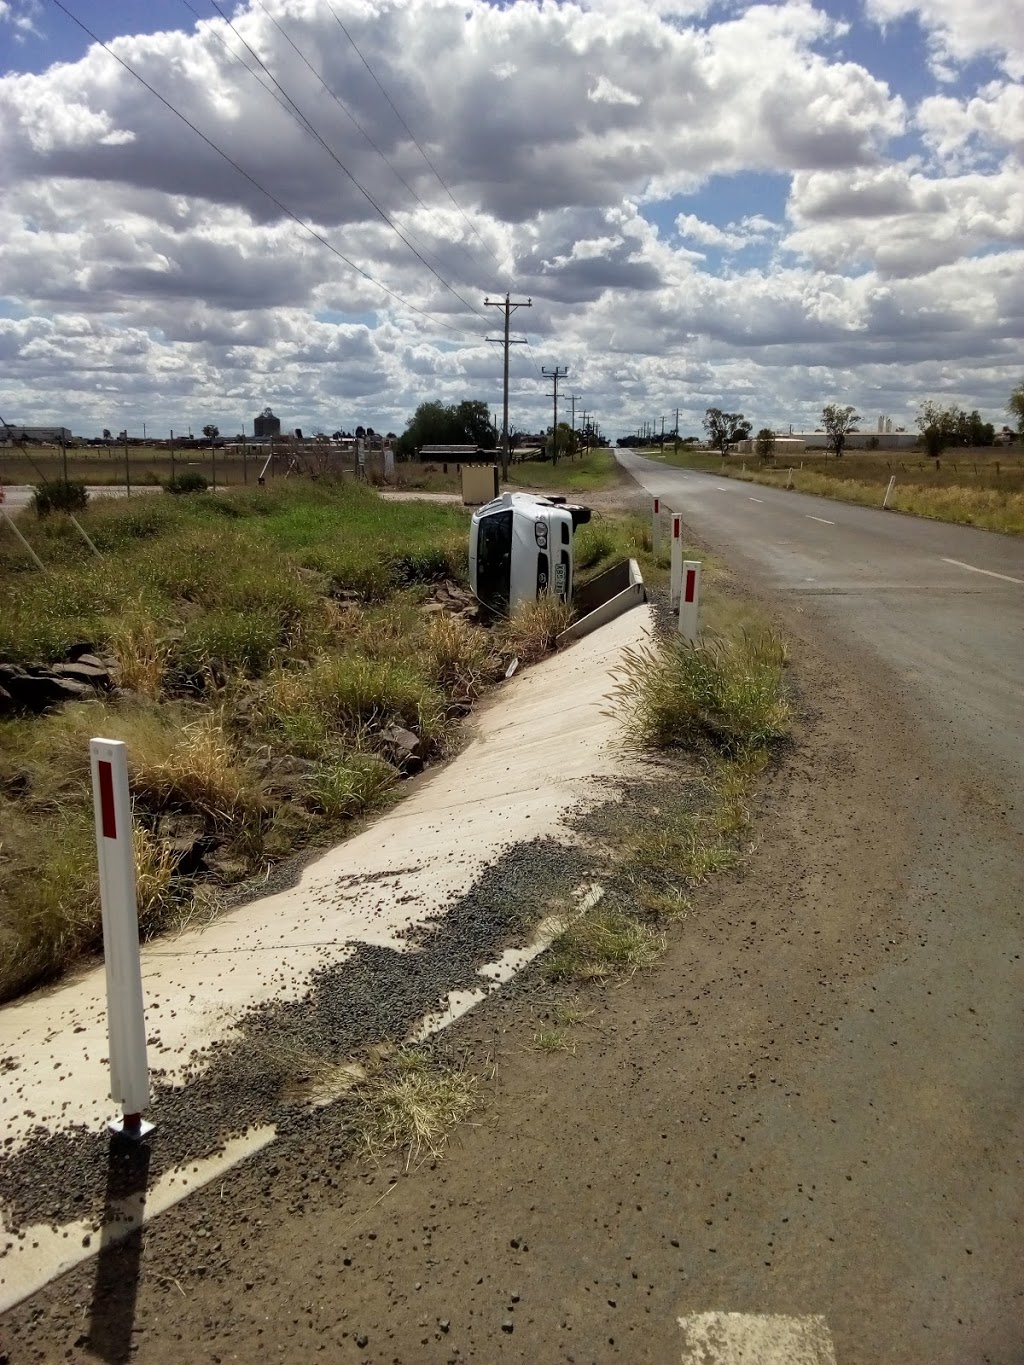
left=468, top=491, right=592, bottom=616
left=469, top=490, right=646, bottom=641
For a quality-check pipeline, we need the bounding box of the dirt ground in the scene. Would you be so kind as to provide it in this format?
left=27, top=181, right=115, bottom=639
left=1, top=489, right=1020, bottom=1365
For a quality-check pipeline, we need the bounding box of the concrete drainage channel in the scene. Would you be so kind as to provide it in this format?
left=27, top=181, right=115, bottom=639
left=0, top=599, right=646, bottom=1314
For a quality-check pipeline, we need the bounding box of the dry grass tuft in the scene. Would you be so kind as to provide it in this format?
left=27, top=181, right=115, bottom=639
left=497, top=597, right=573, bottom=664
left=546, top=907, right=665, bottom=983
left=421, top=614, right=500, bottom=702
left=353, top=1050, right=479, bottom=1164
left=610, top=631, right=789, bottom=757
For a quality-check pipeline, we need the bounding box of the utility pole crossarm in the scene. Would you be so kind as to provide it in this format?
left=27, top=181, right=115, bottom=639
left=485, top=293, right=532, bottom=481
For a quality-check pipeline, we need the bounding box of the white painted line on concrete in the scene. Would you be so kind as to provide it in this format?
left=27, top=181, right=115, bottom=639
left=715, top=486, right=728, bottom=491
left=941, top=557, right=1023, bottom=586
left=749, top=497, right=764, bottom=503
left=806, top=515, right=835, bottom=525
left=679, top=1312, right=837, bottom=1364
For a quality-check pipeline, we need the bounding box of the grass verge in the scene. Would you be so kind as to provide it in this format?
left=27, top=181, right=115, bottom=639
left=547, top=565, right=790, bottom=985
left=652, top=448, right=1024, bottom=534
left=0, top=480, right=542, bottom=1003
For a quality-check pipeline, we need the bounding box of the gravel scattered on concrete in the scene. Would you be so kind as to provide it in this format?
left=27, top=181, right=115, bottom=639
left=0, top=837, right=590, bottom=1235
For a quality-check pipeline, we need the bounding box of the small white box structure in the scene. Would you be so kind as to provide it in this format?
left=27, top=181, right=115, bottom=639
left=670, top=514, right=683, bottom=609
left=678, top=560, right=702, bottom=642
left=89, top=738, right=153, bottom=1138
left=651, top=497, right=662, bottom=556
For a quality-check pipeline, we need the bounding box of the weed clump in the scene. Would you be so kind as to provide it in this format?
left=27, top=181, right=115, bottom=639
left=32, top=480, right=89, bottom=517
left=611, top=631, right=789, bottom=756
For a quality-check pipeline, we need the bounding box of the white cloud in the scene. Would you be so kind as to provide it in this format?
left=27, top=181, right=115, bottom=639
left=587, top=76, right=642, bottom=107
left=676, top=213, right=778, bottom=249
left=917, top=82, right=1024, bottom=164
left=0, top=0, right=1018, bottom=437
left=784, top=161, right=1024, bottom=275
left=864, top=0, right=1024, bottom=80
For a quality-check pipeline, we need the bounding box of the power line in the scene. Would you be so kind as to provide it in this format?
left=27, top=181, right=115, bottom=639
left=199, top=0, right=486, bottom=320
left=325, top=0, right=507, bottom=279
left=47, top=0, right=482, bottom=341
left=248, top=0, right=488, bottom=287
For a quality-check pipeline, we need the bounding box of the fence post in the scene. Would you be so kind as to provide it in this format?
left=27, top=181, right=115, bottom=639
left=786, top=467, right=794, bottom=489
left=651, top=497, right=661, bottom=556
left=678, top=560, right=701, bottom=643
left=670, top=513, right=683, bottom=609
left=89, top=738, right=152, bottom=1138
left=883, top=474, right=896, bottom=509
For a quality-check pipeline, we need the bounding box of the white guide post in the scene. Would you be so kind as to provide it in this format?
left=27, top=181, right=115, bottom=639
left=89, top=738, right=153, bottom=1138
left=670, top=513, right=683, bottom=609
left=883, top=474, right=896, bottom=509
left=678, top=560, right=702, bottom=643
left=651, top=497, right=662, bottom=556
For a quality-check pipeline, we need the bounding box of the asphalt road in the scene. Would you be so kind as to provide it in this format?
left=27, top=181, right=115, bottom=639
left=616, top=449, right=1024, bottom=1359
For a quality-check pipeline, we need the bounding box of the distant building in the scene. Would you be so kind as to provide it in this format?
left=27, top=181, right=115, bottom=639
left=253, top=407, right=281, bottom=439
left=1, top=424, right=72, bottom=443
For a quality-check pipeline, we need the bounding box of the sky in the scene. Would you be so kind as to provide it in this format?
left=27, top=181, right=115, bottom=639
left=0, top=0, right=1021, bottom=440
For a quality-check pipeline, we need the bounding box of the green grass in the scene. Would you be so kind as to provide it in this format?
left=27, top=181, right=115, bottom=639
left=0, top=481, right=521, bottom=1003
left=547, top=907, right=665, bottom=982
left=610, top=630, right=790, bottom=756
left=509, top=447, right=624, bottom=493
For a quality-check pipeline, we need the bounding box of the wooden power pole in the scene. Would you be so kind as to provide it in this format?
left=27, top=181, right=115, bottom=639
left=485, top=292, right=532, bottom=481
left=542, top=366, right=568, bottom=464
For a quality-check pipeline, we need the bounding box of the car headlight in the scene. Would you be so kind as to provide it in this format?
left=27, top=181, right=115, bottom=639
left=534, top=520, right=548, bottom=547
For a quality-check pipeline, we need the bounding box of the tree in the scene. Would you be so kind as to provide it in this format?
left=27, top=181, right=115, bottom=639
left=917, top=401, right=959, bottom=458
left=202, top=424, right=219, bottom=442
left=703, top=408, right=750, bottom=456
left=754, top=428, right=776, bottom=463
left=102, top=428, right=112, bottom=441
left=395, top=400, right=498, bottom=458
left=821, top=404, right=860, bottom=458
left=355, top=425, right=366, bottom=439
left=1006, top=381, right=1024, bottom=437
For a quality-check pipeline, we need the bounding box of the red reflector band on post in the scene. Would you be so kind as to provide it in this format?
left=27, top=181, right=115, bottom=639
left=99, top=760, right=117, bottom=839
left=654, top=498, right=659, bottom=512
left=673, top=517, right=681, bottom=539
left=684, top=569, right=696, bottom=604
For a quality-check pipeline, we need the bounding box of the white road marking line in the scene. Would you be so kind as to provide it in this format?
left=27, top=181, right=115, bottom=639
left=715, top=486, right=728, bottom=491
left=941, top=556, right=1023, bottom=585
left=749, top=497, right=763, bottom=503
left=806, top=515, right=835, bottom=525
left=679, top=1312, right=838, bottom=1364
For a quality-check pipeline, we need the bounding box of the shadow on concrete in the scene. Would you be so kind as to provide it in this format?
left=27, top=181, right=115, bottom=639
left=85, top=1136, right=151, bottom=1364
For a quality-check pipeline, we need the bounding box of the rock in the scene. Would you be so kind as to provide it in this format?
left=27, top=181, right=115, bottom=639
left=66, top=642, right=99, bottom=661
left=0, top=668, right=94, bottom=711
left=51, top=662, right=111, bottom=687
left=380, top=724, right=425, bottom=773
left=501, top=1319, right=514, bottom=1334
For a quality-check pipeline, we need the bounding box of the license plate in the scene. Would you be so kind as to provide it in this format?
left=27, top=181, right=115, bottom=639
left=553, top=563, right=567, bottom=594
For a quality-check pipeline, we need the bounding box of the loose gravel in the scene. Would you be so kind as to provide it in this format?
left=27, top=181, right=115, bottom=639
left=0, top=837, right=590, bottom=1236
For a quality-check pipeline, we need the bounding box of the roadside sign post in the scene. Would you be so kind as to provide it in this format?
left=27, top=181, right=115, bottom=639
left=678, top=560, right=702, bottom=643
left=89, top=738, right=153, bottom=1139
left=670, top=513, right=683, bottom=609
left=883, top=474, right=896, bottom=509
left=651, top=497, right=661, bottom=556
